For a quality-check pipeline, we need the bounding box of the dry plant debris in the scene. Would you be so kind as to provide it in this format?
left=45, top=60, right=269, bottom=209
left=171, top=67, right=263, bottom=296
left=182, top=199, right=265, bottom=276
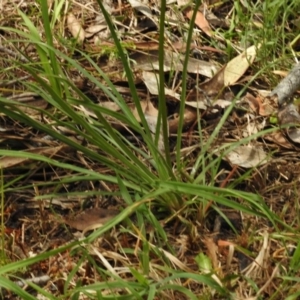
left=1, top=0, right=300, bottom=299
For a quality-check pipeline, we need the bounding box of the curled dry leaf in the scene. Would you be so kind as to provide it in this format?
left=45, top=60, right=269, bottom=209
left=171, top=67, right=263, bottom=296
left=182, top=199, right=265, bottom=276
left=242, top=93, right=275, bottom=116
left=278, top=103, right=300, bottom=144
left=278, top=103, right=300, bottom=125
left=264, top=131, right=295, bottom=150
left=169, top=108, right=197, bottom=133
left=185, top=9, right=213, bottom=37
left=67, top=13, right=85, bottom=43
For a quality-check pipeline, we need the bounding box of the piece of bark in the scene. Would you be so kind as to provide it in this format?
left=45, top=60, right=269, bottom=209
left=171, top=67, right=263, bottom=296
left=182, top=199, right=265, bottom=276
left=278, top=103, right=300, bottom=125
left=269, top=63, right=300, bottom=106
left=277, top=103, right=300, bottom=144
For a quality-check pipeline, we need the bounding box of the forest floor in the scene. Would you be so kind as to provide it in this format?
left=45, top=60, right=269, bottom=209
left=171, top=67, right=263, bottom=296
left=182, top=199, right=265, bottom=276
left=1, top=0, right=300, bottom=299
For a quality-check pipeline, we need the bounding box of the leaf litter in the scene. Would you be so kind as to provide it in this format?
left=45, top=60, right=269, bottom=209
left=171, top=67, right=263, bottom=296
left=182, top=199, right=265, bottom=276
left=1, top=0, right=300, bottom=299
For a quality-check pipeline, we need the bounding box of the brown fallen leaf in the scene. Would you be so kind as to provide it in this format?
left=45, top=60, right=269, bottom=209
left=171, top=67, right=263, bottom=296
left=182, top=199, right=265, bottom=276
left=185, top=9, right=213, bottom=37
left=243, top=93, right=260, bottom=114
left=142, top=71, right=181, bottom=100
left=242, top=92, right=274, bottom=116
left=0, top=145, right=70, bottom=168
left=168, top=108, right=198, bottom=134
left=224, top=44, right=260, bottom=86
left=203, top=237, right=220, bottom=271
left=84, top=24, right=107, bottom=38
left=264, top=131, right=295, bottom=149
left=133, top=50, right=218, bottom=77
left=197, top=44, right=260, bottom=97
left=197, top=64, right=226, bottom=97
left=67, top=13, right=85, bottom=43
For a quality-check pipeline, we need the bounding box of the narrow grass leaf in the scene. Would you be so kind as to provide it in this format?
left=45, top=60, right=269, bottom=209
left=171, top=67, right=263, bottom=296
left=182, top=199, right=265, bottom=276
left=0, top=276, right=36, bottom=300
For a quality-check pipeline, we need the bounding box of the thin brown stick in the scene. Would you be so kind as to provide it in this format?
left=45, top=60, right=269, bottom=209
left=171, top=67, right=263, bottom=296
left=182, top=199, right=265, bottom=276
left=0, top=45, right=29, bottom=63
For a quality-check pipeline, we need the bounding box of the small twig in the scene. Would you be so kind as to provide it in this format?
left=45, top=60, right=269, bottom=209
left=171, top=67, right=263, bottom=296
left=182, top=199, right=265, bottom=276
left=8, top=92, right=38, bottom=101
left=256, top=264, right=279, bottom=298
left=0, top=75, right=31, bottom=88
left=0, top=45, right=29, bottom=63
left=14, top=275, right=50, bottom=287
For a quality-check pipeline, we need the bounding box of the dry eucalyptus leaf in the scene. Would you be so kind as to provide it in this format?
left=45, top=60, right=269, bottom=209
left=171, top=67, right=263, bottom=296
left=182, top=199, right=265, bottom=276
left=67, top=13, right=85, bottom=43
left=85, top=24, right=107, bottom=38
left=185, top=9, right=213, bottom=37
left=134, top=50, right=218, bottom=78
left=127, top=0, right=154, bottom=20
left=143, top=101, right=165, bottom=153
left=264, top=131, right=295, bottom=149
left=176, top=0, right=189, bottom=6
left=198, top=65, right=226, bottom=96
left=142, top=71, right=181, bottom=100
left=185, top=100, right=207, bottom=110
left=12, top=99, right=48, bottom=115
left=224, top=44, right=260, bottom=86
left=199, top=45, right=259, bottom=96
left=144, top=100, right=158, bottom=116
left=225, top=145, right=268, bottom=168
left=168, top=108, right=197, bottom=133
left=0, top=145, right=69, bottom=168
left=212, top=99, right=233, bottom=108
left=6, top=93, right=48, bottom=115
left=206, top=11, right=229, bottom=28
